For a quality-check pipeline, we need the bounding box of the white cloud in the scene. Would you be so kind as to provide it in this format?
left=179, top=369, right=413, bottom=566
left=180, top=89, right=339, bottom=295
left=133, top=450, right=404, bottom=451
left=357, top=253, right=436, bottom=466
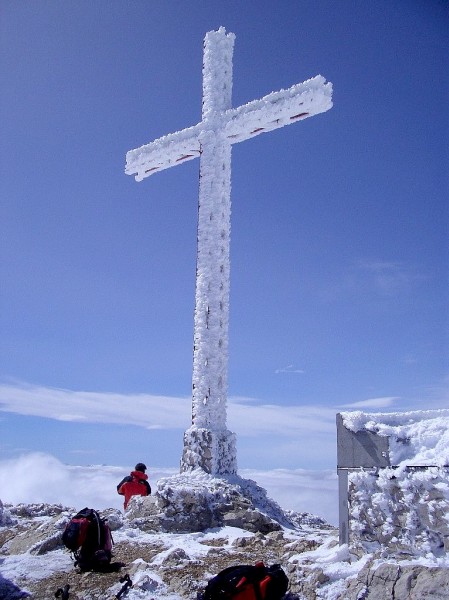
left=0, top=382, right=190, bottom=429
left=5, top=381, right=446, bottom=474
left=275, top=365, right=305, bottom=374
left=240, top=467, right=338, bottom=524
left=0, top=452, right=338, bottom=525
left=227, top=395, right=259, bottom=405
left=352, top=260, right=424, bottom=296
left=0, top=453, right=175, bottom=512
left=340, top=397, right=398, bottom=409
left=0, top=381, right=341, bottom=472
left=0, top=381, right=336, bottom=440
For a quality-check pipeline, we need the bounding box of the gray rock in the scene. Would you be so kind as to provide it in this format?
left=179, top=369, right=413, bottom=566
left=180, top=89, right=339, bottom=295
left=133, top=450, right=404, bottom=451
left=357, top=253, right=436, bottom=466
left=0, top=500, right=16, bottom=527
left=6, top=515, right=66, bottom=555
left=125, top=471, right=300, bottom=534
left=341, top=563, right=449, bottom=599
left=160, top=547, right=190, bottom=566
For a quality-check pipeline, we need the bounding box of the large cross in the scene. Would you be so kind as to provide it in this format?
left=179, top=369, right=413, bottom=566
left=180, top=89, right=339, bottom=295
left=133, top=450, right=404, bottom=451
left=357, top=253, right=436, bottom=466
left=126, top=27, right=333, bottom=476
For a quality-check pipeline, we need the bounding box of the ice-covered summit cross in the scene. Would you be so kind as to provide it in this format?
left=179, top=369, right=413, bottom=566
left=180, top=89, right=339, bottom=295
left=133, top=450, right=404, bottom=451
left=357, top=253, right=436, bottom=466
left=126, top=27, right=333, bottom=476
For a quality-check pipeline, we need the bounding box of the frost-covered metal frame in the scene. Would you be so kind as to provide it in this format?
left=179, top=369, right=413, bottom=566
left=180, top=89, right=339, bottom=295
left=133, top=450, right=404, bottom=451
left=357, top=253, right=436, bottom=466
left=126, top=28, right=333, bottom=475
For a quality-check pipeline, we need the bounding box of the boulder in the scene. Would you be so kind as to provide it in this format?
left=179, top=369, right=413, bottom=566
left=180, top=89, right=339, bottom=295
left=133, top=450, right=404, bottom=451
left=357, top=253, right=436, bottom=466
left=340, top=562, right=449, bottom=599
left=5, top=514, right=67, bottom=555
left=124, top=470, right=296, bottom=534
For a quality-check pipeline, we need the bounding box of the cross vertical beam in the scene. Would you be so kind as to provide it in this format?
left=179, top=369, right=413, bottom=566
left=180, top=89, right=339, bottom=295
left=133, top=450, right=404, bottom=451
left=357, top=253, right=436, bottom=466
left=183, top=30, right=237, bottom=475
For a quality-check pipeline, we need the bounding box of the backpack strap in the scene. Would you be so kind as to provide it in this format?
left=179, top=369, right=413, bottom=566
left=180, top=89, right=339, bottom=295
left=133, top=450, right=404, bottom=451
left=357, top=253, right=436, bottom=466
left=91, top=510, right=101, bottom=547
left=244, top=563, right=266, bottom=600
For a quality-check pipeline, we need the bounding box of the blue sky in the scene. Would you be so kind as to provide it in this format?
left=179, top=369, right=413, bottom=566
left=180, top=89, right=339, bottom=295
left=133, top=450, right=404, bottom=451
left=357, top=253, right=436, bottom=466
left=1, top=1, right=448, bottom=474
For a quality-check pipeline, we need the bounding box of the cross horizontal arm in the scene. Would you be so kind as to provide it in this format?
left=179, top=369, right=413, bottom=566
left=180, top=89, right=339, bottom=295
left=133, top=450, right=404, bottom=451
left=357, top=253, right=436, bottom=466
left=125, top=123, right=202, bottom=182
left=125, top=75, right=332, bottom=182
left=223, top=75, right=332, bottom=143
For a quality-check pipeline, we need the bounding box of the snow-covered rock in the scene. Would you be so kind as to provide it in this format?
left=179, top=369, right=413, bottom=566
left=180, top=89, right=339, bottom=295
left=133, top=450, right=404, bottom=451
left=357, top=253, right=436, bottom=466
left=1, top=410, right=449, bottom=598
left=124, top=470, right=309, bottom=534
left=1, top=492, right=449, bottom=599
left=340, top=561, right=449, bottom=600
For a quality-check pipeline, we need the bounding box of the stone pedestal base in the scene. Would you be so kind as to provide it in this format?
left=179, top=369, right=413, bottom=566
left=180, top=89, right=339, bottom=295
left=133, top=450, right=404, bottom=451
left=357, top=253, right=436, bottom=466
left=180, top=426, right=237, bottom=475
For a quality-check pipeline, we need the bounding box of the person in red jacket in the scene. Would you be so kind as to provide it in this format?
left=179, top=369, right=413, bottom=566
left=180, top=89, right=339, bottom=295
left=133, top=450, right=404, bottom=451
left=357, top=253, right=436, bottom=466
left=117, top=462, right=151, bottom=509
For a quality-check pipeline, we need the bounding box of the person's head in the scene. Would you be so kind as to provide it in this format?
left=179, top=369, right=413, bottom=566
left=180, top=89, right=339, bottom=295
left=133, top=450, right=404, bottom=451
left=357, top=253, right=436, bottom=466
left=135, top=462, right=147, bottom=473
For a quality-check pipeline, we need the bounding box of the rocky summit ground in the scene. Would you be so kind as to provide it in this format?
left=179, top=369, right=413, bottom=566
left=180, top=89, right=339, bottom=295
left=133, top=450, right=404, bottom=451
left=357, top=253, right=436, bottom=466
left=2, top=492, right=449, bottom=599
left=0, top=502, right=336, bottom=600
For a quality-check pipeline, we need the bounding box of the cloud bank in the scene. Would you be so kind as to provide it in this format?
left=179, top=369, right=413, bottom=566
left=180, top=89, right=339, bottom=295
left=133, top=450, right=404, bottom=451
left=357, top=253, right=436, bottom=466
left=0, top=452, right=338, bottom=525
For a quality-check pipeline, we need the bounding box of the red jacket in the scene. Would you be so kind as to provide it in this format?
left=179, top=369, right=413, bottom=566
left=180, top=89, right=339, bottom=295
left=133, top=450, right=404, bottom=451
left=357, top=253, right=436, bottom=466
left=118, top=470, right=151, bottom=509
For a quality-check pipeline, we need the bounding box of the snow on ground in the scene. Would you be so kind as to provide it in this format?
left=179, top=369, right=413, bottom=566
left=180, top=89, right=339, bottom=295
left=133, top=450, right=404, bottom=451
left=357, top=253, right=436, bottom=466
left=1, top=409, right=449, bottom=598
left=1, top=501, right=449, bottom=600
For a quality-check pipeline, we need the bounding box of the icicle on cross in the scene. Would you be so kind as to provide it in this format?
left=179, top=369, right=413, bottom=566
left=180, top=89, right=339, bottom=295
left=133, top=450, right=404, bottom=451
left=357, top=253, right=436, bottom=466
left=125, top=27, right=333, bottom=475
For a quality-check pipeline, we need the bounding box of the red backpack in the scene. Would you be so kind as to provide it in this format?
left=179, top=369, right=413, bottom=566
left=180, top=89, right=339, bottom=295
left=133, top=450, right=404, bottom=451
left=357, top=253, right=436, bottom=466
left=62, top=508, right=113, bottom=571
left=201, top=561, right=289, bottom=600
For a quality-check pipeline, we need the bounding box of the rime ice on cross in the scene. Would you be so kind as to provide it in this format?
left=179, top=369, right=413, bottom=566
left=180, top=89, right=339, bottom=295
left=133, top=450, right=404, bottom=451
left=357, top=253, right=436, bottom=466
left=125, top=27, right=333, bottom=476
